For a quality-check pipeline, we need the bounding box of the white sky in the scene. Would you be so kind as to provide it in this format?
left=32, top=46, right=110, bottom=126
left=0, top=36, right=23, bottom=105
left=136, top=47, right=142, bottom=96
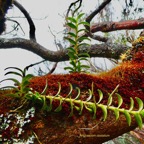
left=0, top=0, right=144, bottom=86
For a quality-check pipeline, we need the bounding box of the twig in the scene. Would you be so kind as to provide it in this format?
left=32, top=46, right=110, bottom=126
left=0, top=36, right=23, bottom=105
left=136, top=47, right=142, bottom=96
left=33, top=131, right=42, bottom=144
left=66, top=0, right=82, bottom=18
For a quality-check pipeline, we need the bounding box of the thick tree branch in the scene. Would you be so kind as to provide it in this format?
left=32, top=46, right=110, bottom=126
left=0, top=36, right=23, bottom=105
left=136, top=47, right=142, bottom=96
left=90, top=18, right=144, bottom=33
left=13, top=0, right=36, bottom=41
left=0, top=38, right=128, bottom=61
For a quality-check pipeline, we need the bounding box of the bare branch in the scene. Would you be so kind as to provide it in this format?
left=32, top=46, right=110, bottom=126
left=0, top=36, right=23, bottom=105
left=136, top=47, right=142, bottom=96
left=13, top=0, right=36, bottom=41
left=86, top=0, right=112, bottom=24
left=84, top=0, right=111, bottom=42
left=66, top=0, right=82, bottom=18
left=0, top=38, right=129, bottom=62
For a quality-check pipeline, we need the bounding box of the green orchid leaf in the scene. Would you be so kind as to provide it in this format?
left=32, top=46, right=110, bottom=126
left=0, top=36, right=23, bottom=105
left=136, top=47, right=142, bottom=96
left=107, top=94, right=112, bottom=106
left=46, top=97, right=53, bottom=112
left=79, top=100, right=84, bottom=115
left=77, top=13, right=85, bottom=20
left=140, top=109, right=144, bottom=118
left=113, top=108, right=119, bottom=120
left=99, top=105, right=107, bottom=121
left=4, top=71, right=23, bottom=77
left=135, top=97, right=143, bottom=111
left=64, top=67, right=74, bottom=71
left=134, top=113, right=143, bottom=129
left=74, top=87, right=81, bottom=100
left=129, top=97, right=134, bottom=111
left=116, top=93, right=123, bottom=108
left=86, top=89, right=93, bottom=101
left=123, top=110, right=131, bottom=126
left=78, top=29, right=89, bottom=33
left=67, top=47, right=76, bottom=53
left=77, top=43, right=90, bottom=48
left=65, top=37, right=76, bottom=45
left=5, top=67, right=24, bottom=74
left=65, top=83, right=73, bottom=98
left=54, top=98, right=63, bottom=112
left=55, top=82, right=61, bottom=97
left=41, top=80, right=48, bottom=95
left=92, top=103, right=96, bottom=119
left=77, top=36, right=91, bottom=42
left=78, top=21, right=90, bottom=27
left=97, top=89, right=103, bottom=104
left=67, top=23, right=77, bottom=30
left=84, top=104, right=93, bottom=113
left=67, top=32, right=77, bottom=38
left=67, top=17, right=77, bottom=23
left=69, top=98, right=74, bottom=117
left=0, top=78, right=20, bottom=86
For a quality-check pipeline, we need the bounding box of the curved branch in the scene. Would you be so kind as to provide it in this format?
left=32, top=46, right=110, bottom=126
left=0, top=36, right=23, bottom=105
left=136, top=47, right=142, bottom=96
left=90, top=18, right=144, bottom=33
left=0, top=38, right=129, bottom=62
left=13, top=0, right=36, bottom=41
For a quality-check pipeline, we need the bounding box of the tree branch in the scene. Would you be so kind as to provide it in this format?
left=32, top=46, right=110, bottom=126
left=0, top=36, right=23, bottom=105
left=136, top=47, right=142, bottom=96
left=90, top=18, right=144, bottom=33
left=13, top=0, right=36, bottom=41
left=0, top=38, right=128, bottom=62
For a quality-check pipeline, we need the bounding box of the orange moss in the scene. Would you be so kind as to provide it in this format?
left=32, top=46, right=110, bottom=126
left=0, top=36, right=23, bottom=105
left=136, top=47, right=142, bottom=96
left=29, top=50, right=144, bottom=117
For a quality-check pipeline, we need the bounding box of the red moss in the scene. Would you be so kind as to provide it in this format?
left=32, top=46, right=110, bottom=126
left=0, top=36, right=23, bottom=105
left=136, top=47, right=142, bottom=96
left=29, top=50, right=144, bottom=119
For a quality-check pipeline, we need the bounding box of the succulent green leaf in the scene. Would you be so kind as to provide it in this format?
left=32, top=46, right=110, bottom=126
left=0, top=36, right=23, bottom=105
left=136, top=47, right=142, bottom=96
left=65, top=83, right=73, bottom=98
left=65, top=37, right=76, bottom=45
left=129, top=97, right=134, bottom=111
left=69, top=98, right=74, bottom=117
left=123, top=110, right=131, bottom=126
left=74, top=87, right=81, bottom=100
left=41, top=80, right=48, bottom=95
left=80, top=65, right=90, bottom=69
left=140, top=109, right=144, bottom=118
left=78, top=29, right=89, bottom=33
left=77, top=13, right=85, bottom=20
left=99, top=105, right=107, bottom=121
left=79, top=100, right=84, bottom=115
left=77, top=43, right=90, bottom=48
left=116, top=93, right=123, bottom=108
left=67, top=17, right=77, bottom=23
left=86, top=89, right=93, bottom=101
left=77, top=36, right=91, bottom=42
left=113, top=108, right=119, bottom=120
left=78, top=21, right=90, bottom=27
left=135, top=97, right=143, bottom=111
left=54, top=82, right=61, bottom=97
left=54, top=98, right=63, bottom=112
left=107, top=94, right=112, bottom=106
left=134, top=113, right=143, bottom=129
left=67, top=23, right=77, bottom=30
left=47, top=97, right=53, bottom=112
left=67, top=32, right=77, bottom=38
left=67, top=47, right=76, bottom=53
left=84, top=104, right=93, bottom=113
left=92, top=103, right=96, bottom=119
left=97, top=89, right=103, bottom=104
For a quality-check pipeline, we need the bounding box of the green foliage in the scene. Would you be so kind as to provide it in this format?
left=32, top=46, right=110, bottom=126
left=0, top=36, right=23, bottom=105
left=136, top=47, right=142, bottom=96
left=0, top=67, right=34, bottom=97
left=1, top=67, right=144, bottom=129
left=64, top=13, right=91, bottom=73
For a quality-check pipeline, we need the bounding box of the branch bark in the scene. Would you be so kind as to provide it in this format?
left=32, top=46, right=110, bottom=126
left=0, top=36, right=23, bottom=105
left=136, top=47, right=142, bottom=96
left=90, top=18, right=144, bottom=33
left=0, top=38, right=128, bottom=62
